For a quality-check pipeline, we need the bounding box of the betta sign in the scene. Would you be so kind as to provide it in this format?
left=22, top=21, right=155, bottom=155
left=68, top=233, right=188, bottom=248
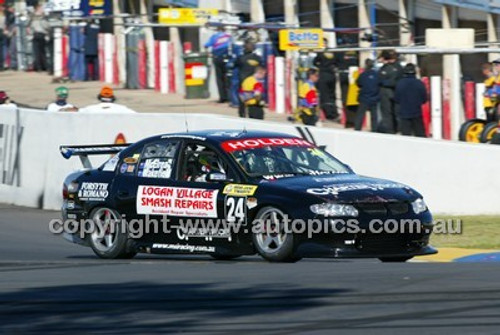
left=279, top=29, right=324, bottom=51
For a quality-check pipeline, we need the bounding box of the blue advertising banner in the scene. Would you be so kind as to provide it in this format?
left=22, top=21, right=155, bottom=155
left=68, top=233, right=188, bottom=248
left=80, top=0, right=112, bottom=16
left=56, top=0, right=112, bottom=17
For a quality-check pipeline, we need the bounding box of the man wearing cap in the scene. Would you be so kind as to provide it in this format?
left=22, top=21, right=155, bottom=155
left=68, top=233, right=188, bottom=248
left=394, top=63, right=427, bottom=137
left=80, top=86, right=137, bottom=114
left=47, top=86, right=77, bottom=112
left=355, top=59, right=380, bottom=131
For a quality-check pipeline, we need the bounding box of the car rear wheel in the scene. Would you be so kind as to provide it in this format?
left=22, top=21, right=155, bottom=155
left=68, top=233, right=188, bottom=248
left=480, top=122, right=499, bottom=143
left=458, top=119, right=486, bottom=143
left=252, top=206, right=300, bottom=263
left=88, top=207, right=136, bottom=259
left=378, top=257, right=413, bottom=263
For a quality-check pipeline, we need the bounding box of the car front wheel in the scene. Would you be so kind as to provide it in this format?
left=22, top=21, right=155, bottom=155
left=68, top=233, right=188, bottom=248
left=87, top=207, right=136, bottom=259
left=252, top=206, right=300, bottom=263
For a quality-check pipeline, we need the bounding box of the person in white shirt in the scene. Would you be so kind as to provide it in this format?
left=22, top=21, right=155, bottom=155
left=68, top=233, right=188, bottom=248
left=79, top=86, right=137, bottom=114
left=46, top=86, right=77, bottom=112
left=0, top=91, right=17, bottom=109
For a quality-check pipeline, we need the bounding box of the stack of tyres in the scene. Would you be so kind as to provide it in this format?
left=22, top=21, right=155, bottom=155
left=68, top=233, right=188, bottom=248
left=184, top=53, right=210, bottom=99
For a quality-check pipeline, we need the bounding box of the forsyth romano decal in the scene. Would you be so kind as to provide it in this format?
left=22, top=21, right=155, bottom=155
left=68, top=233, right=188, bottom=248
left=137, top=186, right=218, bottom=217
left=221, top=137, right=313, bottom=152
left=78, top=182, right=109, bottom=201
left=307, top=182, right=406, bottom=195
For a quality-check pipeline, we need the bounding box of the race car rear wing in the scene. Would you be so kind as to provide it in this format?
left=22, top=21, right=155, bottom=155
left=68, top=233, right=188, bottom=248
left=60, top=144, right=130, bottom=169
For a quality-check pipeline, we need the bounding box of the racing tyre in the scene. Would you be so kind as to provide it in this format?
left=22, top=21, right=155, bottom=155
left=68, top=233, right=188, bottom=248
left=458, top=119, right=486, bottom=142
left=87, top=207, right=136, bottom=259
left=378, top=257, right=413, bottom=263
left=479, top=122, right=499, bottom=143
left=252, top=206, right=300, bottom=263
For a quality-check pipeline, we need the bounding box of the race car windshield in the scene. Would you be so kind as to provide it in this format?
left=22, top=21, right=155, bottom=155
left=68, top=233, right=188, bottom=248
left=229, top=145, right=351, bottom=177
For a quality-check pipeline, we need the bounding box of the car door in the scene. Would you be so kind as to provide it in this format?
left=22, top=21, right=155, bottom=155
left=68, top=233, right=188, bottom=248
left=111, top=138, right=181, bottom=244
left=174, top=140, right=249, bottom=250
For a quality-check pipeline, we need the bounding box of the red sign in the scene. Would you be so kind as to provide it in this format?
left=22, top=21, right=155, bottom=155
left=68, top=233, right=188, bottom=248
left=221, top=137, right=313, bottom=152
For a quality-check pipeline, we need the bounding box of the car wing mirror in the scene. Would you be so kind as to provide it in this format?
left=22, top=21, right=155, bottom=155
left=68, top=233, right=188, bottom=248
left=206, top=172, right=231, bottom=183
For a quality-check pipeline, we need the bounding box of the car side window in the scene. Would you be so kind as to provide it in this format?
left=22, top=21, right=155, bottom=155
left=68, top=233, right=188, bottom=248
left=180, top=142, right=236, bottom=182
left=137, top=141, right=179, bottom=179
left=117, top=145, right=144, bottom=175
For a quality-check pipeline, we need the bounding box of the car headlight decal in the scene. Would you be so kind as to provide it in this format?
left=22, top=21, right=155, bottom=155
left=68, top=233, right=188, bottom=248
left=411, top=198, right=428, bottom=214
left=310, top=203, right=359, bottom=217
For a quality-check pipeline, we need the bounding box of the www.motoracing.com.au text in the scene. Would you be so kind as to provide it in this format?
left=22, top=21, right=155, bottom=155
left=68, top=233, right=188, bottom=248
left=49, top=215, right=462, bottom=240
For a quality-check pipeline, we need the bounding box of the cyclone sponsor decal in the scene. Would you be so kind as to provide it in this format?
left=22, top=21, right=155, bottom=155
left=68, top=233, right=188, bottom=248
left=307, top=182, right=406, bottom=196
left=137, top=186, right=218, bottom=217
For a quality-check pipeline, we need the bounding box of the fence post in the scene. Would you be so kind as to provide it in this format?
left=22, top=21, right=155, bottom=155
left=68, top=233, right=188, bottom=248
left=431, top=76, right=442, bottom=140
left=267, top=55, right=276, bottom=111
left=464, top=81, right=475, bottom=120
left=475, top=83, right=486, bottom=119
left=275, top=56, right=285, bottom=114
left=421, top=77, right=431, bottom=137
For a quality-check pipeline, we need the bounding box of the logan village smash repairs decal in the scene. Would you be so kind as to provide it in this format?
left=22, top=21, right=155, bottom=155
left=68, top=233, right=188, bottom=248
left=137, top=186, right=218, bottom=217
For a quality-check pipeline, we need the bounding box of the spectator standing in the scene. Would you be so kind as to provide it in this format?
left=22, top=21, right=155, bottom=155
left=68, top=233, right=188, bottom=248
left=378, top=50, right=403, bottom=133
left=5, top=4, right=16, bottom=69
left=29, top=4, right=50, bottom=72
left=204, top=27, right=232, bottom=103
left=313, top=40, right=339, bottom=120
left=235, top=40, right=262, bottom=117
left=84, top=20, right=99, bottom=81
left=394, top=63, right=427, bottom=137
left=297, top=68, right=320, bottom=125
left=239, top=66, right=266, bottom=120
left=355, top=59, right=380, bottom=131
left=0, top=6, right=6, bottom=71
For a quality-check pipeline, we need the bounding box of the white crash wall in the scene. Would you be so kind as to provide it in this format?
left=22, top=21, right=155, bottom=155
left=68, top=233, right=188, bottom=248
left=0, top=107, right=499, bottom=214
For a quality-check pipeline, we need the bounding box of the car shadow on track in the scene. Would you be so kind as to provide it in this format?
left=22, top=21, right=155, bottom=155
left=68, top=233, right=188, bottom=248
left=65, top=254, right=357, bottom=264
left=0, top=282, right=350, bottom=333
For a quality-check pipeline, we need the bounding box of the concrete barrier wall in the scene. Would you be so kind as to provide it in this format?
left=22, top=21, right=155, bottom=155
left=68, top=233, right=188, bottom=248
left=1, top=107, right=499, bottom=214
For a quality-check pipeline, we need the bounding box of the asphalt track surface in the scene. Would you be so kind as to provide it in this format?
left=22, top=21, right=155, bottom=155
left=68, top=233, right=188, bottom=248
left=1, top=204, right=499, bottom=334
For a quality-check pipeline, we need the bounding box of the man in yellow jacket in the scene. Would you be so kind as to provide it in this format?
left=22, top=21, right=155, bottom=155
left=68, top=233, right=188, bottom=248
left=239, top=66, right=266, bottom=119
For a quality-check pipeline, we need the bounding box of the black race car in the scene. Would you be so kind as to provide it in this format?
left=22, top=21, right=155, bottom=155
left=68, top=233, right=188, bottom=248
left=60, top=130, right=437, bottom=262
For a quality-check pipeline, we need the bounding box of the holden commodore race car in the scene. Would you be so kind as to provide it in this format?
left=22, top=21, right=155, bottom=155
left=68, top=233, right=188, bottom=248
left=60, top=130, right=437, bottom=263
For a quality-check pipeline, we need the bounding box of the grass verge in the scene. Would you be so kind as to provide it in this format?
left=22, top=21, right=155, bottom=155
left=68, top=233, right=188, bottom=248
left=430, top=215, right=500, bottom=249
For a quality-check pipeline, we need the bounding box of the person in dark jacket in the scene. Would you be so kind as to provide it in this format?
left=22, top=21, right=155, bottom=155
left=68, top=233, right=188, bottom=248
left=313, top=40, right=339, bottom=120
left=355, top=59, right=379, bottom=131
left=235, top=40, right=262, bottom=117
left=394, top=63, right=427, bottom=137
left=378, top=50, right=404, bottom=133
left=84, top=20, right=99, bottom=81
